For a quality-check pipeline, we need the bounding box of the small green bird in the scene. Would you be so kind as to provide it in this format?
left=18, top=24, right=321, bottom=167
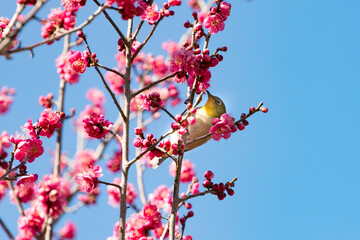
left=150, top=91, right=226, bottom=168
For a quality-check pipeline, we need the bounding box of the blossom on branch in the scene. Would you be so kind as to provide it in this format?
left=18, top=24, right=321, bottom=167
left=37, top=108, right=64, bottom=138
left=75, top=165, right=103, bottom=193
left=82, top=113, right=113, bottom=139
left=14, top=139, right=44, bottom=163
left=141, top=3, right=160, bottom=25
left=209, top=113, right=237, bottom=141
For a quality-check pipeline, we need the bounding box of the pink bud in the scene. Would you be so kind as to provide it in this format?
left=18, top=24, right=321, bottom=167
left=249, top=106, right=255, bottom=113
left=260, top=107, right=268, bottom=113
left=226, top=188, right=235, bottom=196
left=185, top=202, right=192, bottom=209
left=204, top=170, right=214, bottom=180
left=180, top=217, right=186, bottom=225
left=217, top=192, right=226, bottom=200
left=237, top=123, right=245, bottom=131
left=171, top=122, right=180, bottom=129
left=134, top=127, right=143, bottom=135
left=202, top=179, right=212, bottom=188
left=187, top=211, right=194, bottom=218
left=175, top=114, right=182, bottom=122
left=133, top=138, right=143, bottom=148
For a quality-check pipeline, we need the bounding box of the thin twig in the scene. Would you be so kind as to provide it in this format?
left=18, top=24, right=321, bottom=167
left=93, top=0, right=129, bottom=47
left=98, top=180, right=122, bottom=190
left=6, top=5, right=106, bottom=55
left=131, top=72, right=179, bottom=98
left=83, top=37, right=127, bottom=121
left=96, top=63, right=126, bottom=79
left=131, top=16, right=164, bottom=63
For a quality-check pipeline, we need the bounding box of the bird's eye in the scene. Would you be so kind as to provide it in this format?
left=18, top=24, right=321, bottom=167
left=215, top=99, right=222, bottom=106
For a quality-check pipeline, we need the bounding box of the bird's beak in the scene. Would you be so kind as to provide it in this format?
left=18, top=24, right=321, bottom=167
left=206, top=90, right=214, bottom=99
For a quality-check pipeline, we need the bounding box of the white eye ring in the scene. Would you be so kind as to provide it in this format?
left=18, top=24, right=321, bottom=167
left=215, top=99, right=222, bottom=105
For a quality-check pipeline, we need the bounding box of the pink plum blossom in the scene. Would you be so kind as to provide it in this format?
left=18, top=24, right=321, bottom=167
left=141, top=3, right=160, bottom=25
left=68, top=50, right=87, bottom=73
left=75, top=165, right=103, bottom=193
left=209, top=113, right=237, bottom=141
left=82, top=113, right=113, bottom=139
left=14, top=139, right=44, bottom=163
left=37, top=108, right=63, bottom=138
left=203, top=13, right=225, bottom=34
left=35, top=175, right=71, bottom=217
left=86, top=88, right=106, bottom=106
left=59, top=221, right=77, bottom=239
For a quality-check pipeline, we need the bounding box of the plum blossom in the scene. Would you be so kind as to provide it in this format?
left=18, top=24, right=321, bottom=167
left=75, top=165, right=103, bottom=193
left=107, top=150, right=122, bottom=173
left=82, top=113, right=113, bottom=139
left=35, top=175, right=71, bottom=217
left=169, top=159, right=196, bottom=183
left=105, top=0, right=146, bottom=20
left=86, top=88, right=106, bottom=106
left=203, top=13, right=225, bottom=34
left=61, top=0, right=86, bottom=12
left=105, top=71, right=125, bottom=94
left=14, top=139, right=44, bottom=163
left=68, top=50, right=87, bottom=73
left=13, top=174, right=38, bottom=203
left=17, top=207, right=44, bottom=239
left=148, top=185, right=172, bottom=213
left=37, top=108, right=64, bottom=138
left=59, top=221, right=77, bottom=239
left=41, top=9, right=76, bottom=43
left=169, top=49, right=198, bottom=83
left=209, top=113, right=237, bottom=141
left=38, top=93, right=54, bottom=108
left=56, top=52, right=80, bottom=84
left=141, top=3, right=160, bottom=25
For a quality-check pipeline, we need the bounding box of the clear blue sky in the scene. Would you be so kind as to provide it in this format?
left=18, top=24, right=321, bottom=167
left=1, top=0, right=360, bottom=239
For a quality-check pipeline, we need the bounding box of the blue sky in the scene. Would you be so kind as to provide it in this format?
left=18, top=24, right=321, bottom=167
left=1, top=0, right=360, bottom=239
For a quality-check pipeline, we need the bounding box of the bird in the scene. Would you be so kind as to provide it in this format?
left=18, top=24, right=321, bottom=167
left=149, top=90, right=226, bottom=168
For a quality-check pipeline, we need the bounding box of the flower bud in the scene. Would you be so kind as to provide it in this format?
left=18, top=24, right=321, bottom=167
left=204, top=170, right=214, bottom=180
left=260, top=107, right=268, bottom=113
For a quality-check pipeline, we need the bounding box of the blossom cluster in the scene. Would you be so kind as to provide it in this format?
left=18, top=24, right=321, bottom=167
left=202, top=170, right=235, bottom=200
left=133, top=132, right=163, bottom=161
left=15, top=175, right=71, bottom=239
left=107, top=203, right=162, bottom=240
left=209, top=113, right=237, bottom=141
left=61, top=0, right=87, bottom=12
left=75, top=164, right=103, bottom=193
left=41, top=8, right=76, bottom=43
left=82, top=112, right=113, bottom=139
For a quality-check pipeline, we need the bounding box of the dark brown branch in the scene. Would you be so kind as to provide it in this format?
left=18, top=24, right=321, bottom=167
left=0, top=217, right=14, bottom=240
